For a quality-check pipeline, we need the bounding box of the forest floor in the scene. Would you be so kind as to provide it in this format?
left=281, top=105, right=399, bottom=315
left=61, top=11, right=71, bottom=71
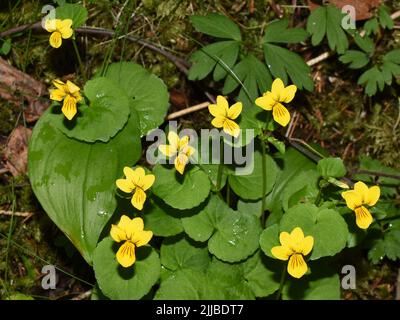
left=0, top=0, right=399, bottom=300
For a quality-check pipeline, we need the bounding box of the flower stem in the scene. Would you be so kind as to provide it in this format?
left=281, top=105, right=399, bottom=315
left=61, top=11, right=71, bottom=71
left=260, top=137, right=267, bottom=227
left=72, top=39, right=86, bottom=82
left=276, top=265, right=287, bottom=300
left=216, top=137, right=224, bottom=191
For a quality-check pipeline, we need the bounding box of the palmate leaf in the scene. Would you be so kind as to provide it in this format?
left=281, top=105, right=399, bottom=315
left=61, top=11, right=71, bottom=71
left=369, top=222, right=400, bottom=263
left=307, top=5, right=349, bottom=54
left=188, top=40, right=240, bottom=81
left=263, top=20, right=313, bottom=91
left=339, top=50, right=370, bottom=69
left=190, top=13, right=242, bottom=41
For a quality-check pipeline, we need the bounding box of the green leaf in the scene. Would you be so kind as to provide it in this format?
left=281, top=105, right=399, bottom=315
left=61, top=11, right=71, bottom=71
left=190, top=13, right=241, bottom=41
left=142, top=198, right=184, bottom=237
left=155, top=268, right=225, bottom=299
left=93, top=237, right=160, bottom=300
left=384, top=49, right=400, bottom=65
left=182, top=195, right=262, bottom=262
left=263, top=43, right=314, bottom=91
left=56, top=3, right=88, bottom=28
left=265, top=147, right=317, bottom=225
left=28, top=108, right=141, bottom=263
left=188, top=41, right=240, bottom=81
left=237, top=199, right=262, bottom=218
left=267, top=136, right=285, bottom=154
left=307, top=5, right=349, bottom=54
left=259, top=223, right=280, bottom=259
left=228, top=150, right=278, bottom=200
left=279, top=204, right=349, bottom=259
left=339, top=50, right=370, bottom=69
left=353, top=33, right=374, bottom=54
left=161, top=235, right=210, bottom=273
left=0, top=39, right=11, bottom=55
left=369, top=229, right=400, bottom=263
left=264, top=19, right=309, bottom=44
left=281, top=169, right=319, bottom=211
left=56, top=77, right=130, bottom=143
left=317, top=157, right=347, bottom=178
left=282, top=264, right=340, bottom=300
left=104, top=62, right=169, bottom=136
left=364, top=18, right=379, bottom=36
left=358, top=66, right=385, bottom=96
left=152, top=165, right=210, bottom=210
left=378, top=5, right=394, bottom=30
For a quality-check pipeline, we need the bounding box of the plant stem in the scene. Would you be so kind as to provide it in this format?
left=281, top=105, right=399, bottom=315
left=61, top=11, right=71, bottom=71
left=72, top=39, right=86, bottom=82
left=276, top=265, right=287, bottom=300
left=260, top=138, right=267, bottom=227
left=216, top=137, right=224, bottom=191
left=226, top=183, right=231, bottom=206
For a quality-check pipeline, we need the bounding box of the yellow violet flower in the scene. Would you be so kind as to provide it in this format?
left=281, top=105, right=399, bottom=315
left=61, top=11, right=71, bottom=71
left=50, top=79, right=83, bottom=120
left=116, top=167, right=155, bottom=211
left=158, top=131, right=195, bottom=175
left=110, top=215, right=153, bottom=268
left=44, top=19, right=73, bottom=48
left=271, top=227, right=314, bottom=279
left=341, top=181, right=380, bottom=230
left=208, top=96, right=242, bottom=138
left=255, top=78, right=297, bottom=127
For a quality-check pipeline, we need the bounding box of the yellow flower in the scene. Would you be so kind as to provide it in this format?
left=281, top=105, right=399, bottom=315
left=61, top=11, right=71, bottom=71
left=110, top=215, right=153, bottom=268
left=255, top=78, right=297, bottom=127
left=49, top=79, right=83, bottom=120
left=341, top=181, right=380, bottom=230
left=116, top=167, right=155, bottom=211
left=208, top=96, right=242, bottom=138
left=158, top=131, right=195, bottom=175
left=271, top=227, right=314, bottom=279
left=44, top=19, right=73, bottom=48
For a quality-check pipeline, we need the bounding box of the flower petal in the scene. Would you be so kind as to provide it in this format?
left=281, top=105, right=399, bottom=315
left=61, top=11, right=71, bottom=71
left=116, top=178, right=135, bottom=193
left=300, top=236, right=314, bottom=256
left=131, top=188, right=146, bottom=210
left=365, top=185, right=380, bottom=207
left=222, top=119, right=240, bottom=138
left=58, top=19, right=73, bottom=39
left=141, top=174, right=155, bottom=191
left=271, top=245, right=292, bottom=261
left=279, top=231, right=291, bottom=247
left=116, top=241, right=136, bottom=268
left=341, top=190, right=363, bottom=210
left=158, top=145, right=177, bottom=158
left=61, top=95, right=77, bottom=120
left=174, top=153, right=189, bottom=175
left=49, top=88, right=66, bottom=101
left=167, top=131, right=180, bottom=150
left=211, top=116, right=225, bottom=128
left=132, top=230, right=153, bottom=247
left=280, top=85, right=297, bottom=103
left=354, top=181, right=369, bottom=203
left=52, top=79, right=66, bottom=90
left=44, top=19, right=58, bottom=32
left=272, top=103, right=290, bottom=127
left=227, top=102, right=242, bottom=120
left=178, top=135, right=190, bottom=150
left=117, top=215, right=134, bottom=232
left=271, top=78, right=285, bottom=101
left=125, top=217, right=144, bottom=239
left=123, top=167, right=137, bottom=184
left=209, top=96, right=228, bottom=117
left=289, top=227, right=305, bottom=252
left=49, top=31, right=62, bottom=48
left=255, top=93, right=275, bottom=111
left=110, top=224, right=126, bottom=242
left=354, top=206, right=373, bottom=229
left=287, top=253, right=308, bottom=279
left=66, top=80, right=80, bottom=94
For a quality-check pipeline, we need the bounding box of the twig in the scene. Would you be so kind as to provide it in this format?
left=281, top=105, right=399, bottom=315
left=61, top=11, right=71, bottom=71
left=307, top=52, right=331, bottom=67
left=0, top=210, right=33, bottom=217
left=350, top=170, right=400, bottom=181
left=166, top=101, right=210, bottom=120
left=71, top=290, right=92, bottom=300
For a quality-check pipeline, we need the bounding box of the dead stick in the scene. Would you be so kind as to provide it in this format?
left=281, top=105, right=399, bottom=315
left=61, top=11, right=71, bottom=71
left=0, top=210, right=33, bottom=217
left=166, top=101, right=210, bottom=120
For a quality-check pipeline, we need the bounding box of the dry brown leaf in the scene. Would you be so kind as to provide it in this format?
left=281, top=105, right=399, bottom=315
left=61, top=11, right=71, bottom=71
left=2, top=126, right=32, bottom=176
left=308, top=0, right=382, bottom=20
left=0, top=57, right=49, bottom=123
